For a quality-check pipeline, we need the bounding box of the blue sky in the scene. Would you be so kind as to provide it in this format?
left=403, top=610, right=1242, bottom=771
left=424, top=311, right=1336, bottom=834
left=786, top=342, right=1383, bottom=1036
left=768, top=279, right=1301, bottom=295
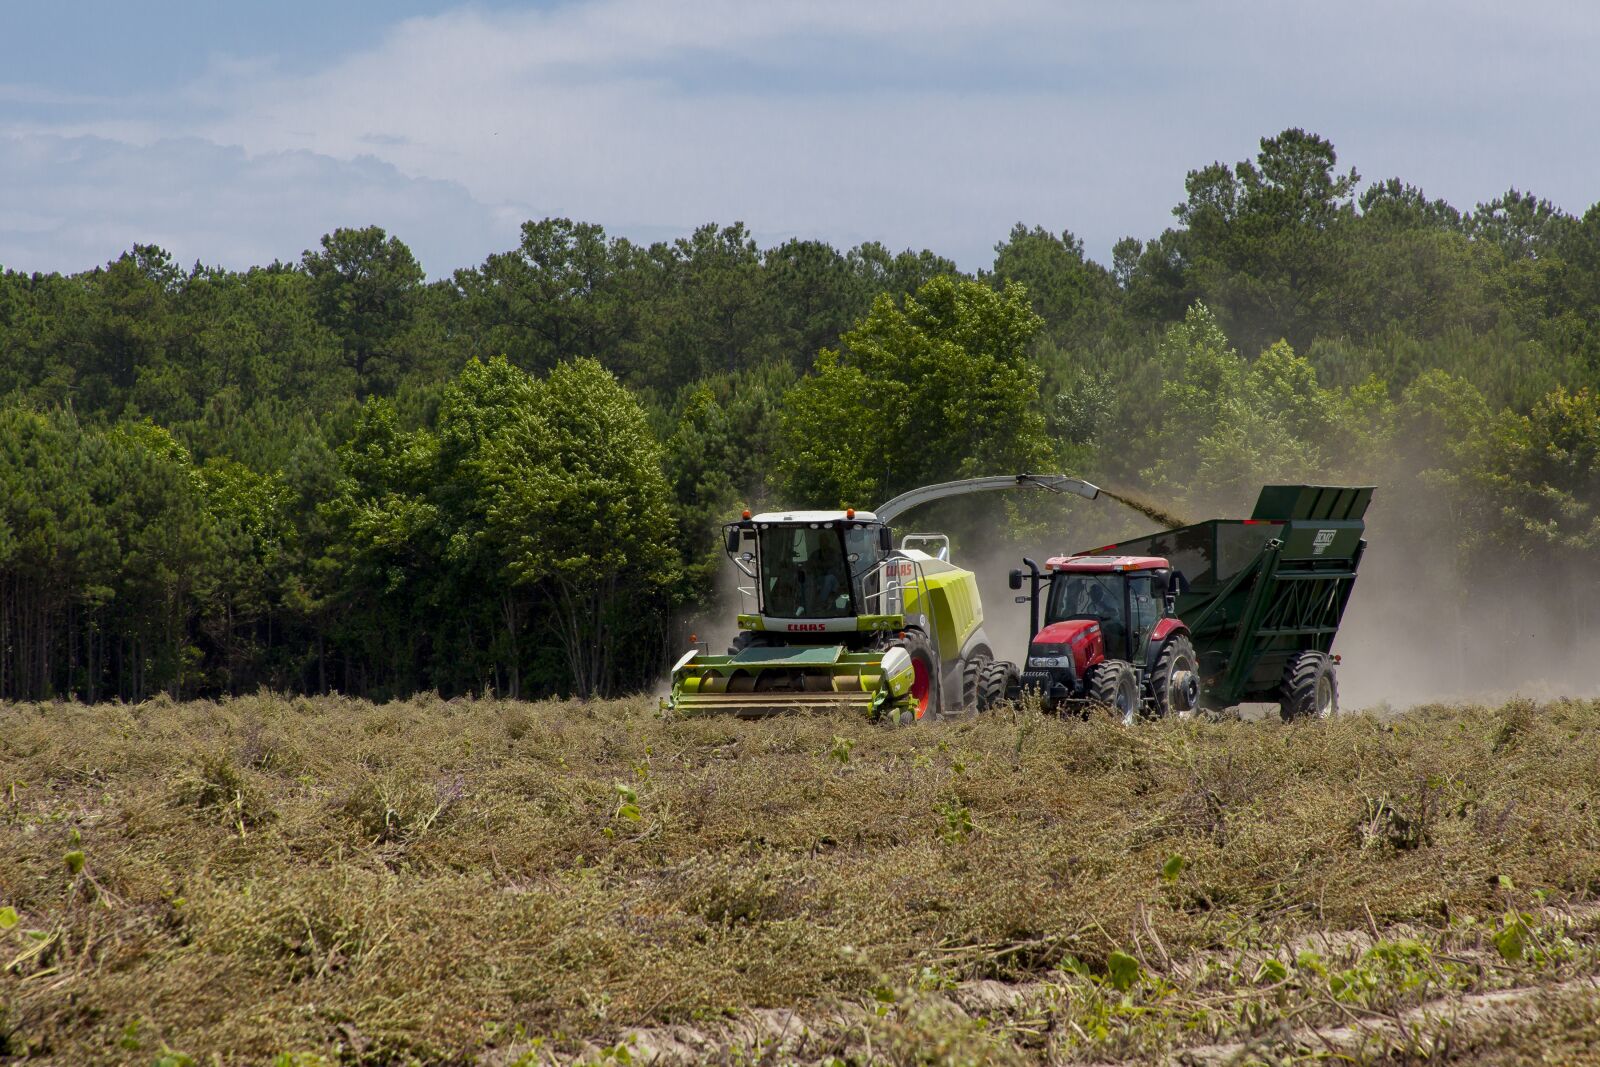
left=2, top=1, right=1597, bottom=277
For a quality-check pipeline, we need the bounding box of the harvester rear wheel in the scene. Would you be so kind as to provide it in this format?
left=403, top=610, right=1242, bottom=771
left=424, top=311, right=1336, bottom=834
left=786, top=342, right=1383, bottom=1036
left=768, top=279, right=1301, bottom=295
left=1151, top=635, right=1200, bottom=719
left=958, top=657, right=983, bottom=718
left=977, top=659, right=1017, bottom=711
left=883, top=631, right=939, bottom=725
left=1087, top=660, right=1140, bottom=724
left=1279, top=652, right=1338, bottom=721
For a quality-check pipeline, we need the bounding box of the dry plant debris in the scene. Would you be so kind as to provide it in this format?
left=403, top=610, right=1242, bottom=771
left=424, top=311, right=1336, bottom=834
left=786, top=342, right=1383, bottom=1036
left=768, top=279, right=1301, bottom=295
left=3, top=694, right=1600, bottom=1064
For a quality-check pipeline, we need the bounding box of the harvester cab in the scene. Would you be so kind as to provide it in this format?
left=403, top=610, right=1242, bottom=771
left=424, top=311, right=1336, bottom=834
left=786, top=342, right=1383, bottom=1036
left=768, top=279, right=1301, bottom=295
left=1010, top=484, right=1372, bottom=723
left=662, top=474, right=1101, bottom=723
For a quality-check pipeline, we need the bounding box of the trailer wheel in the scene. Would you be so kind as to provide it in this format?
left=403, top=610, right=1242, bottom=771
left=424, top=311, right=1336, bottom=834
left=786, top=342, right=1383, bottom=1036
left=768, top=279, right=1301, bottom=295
left=1279, top=652, right=1338, bottom=721
left=977, top=659, right=1017, bottom=711
left=884, top=631, right=940, bottom=725
left=1087, top=660, right=1140, bottom=724
left=1151, top=635, right=1201, bottom=718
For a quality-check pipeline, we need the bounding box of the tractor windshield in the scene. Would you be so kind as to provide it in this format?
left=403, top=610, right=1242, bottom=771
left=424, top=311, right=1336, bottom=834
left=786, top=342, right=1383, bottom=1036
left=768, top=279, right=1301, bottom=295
left=759, top=525, right=855, bottom=618
left=1047, top=572, right=1129, bottom=656
left=1047, top=573, right=1124, bottom=624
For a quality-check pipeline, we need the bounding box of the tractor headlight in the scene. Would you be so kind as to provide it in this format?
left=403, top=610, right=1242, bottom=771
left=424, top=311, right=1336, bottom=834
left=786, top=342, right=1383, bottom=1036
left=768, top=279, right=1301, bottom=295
left=1028, top=655, right=1070, bottom=669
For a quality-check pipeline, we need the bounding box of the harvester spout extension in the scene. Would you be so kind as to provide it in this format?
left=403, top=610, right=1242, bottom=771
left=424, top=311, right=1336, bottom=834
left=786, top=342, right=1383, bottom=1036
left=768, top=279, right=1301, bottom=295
left=874, top=473, right=1100, bottom=524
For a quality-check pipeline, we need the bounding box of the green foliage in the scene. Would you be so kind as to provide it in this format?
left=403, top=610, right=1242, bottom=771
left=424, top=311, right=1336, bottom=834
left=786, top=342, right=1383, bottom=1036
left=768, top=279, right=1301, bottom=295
left=778, top=275, right=1054, bottom=506
left=1105, top=950, right=1142, bottom=991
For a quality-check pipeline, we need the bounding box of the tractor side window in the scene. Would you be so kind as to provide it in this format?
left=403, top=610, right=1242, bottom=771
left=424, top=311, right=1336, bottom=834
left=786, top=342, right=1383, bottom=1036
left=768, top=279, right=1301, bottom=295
left=1128, top=575, right=1160, bottom=657
left=759, top=526, right=854, bottom=619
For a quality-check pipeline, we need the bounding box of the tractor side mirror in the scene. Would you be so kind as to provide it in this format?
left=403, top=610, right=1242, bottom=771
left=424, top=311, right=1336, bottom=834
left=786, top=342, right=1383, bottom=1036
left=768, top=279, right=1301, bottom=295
left=1008, top=569, right=1023, bottom=591
left=878, top=527, right=893, bottom=551
left=724, top=528, right=741, bottom=554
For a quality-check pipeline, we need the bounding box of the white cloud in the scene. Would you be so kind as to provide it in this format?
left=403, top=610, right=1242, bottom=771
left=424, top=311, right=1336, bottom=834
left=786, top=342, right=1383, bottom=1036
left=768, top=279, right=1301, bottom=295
left=2, top=0, right=1597, bottom=276
left=0, top=134, right=513, bottom=275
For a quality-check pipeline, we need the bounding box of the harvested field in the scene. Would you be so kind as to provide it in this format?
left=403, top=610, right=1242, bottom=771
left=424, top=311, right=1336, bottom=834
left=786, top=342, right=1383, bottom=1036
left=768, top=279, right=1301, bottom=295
left=3, top=694, right=1600, bottom=1064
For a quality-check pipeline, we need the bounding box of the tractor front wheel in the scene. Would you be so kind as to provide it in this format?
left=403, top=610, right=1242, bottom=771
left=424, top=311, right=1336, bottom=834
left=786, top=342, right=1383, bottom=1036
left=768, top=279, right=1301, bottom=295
left=884, top=631, right=940, bottom=725
left=1279, top=652, right=1338, bottom=721
left=1087, top=660, right=1141, bottom=724
left=1151, top=635, right=1201, bottom=718
left=977, top=659, right=1018, bottom=712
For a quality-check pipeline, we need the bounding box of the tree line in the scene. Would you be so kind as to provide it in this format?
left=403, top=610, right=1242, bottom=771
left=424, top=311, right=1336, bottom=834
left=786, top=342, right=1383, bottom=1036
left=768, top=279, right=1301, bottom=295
left=3, top=128, right=1599, bottom=701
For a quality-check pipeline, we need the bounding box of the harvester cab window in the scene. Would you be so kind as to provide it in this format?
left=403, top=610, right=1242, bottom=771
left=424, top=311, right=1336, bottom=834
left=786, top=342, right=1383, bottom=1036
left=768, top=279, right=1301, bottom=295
left=759, top=525, right=854, bottom=619
left=843, top=524, right=887, bottom=608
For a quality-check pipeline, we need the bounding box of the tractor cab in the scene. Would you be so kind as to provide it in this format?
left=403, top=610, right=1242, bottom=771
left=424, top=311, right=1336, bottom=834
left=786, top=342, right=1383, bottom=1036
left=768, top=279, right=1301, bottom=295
left=1008, top=554, right=1185, bottom=711
left=1037, top=555, right=1173, bottom=661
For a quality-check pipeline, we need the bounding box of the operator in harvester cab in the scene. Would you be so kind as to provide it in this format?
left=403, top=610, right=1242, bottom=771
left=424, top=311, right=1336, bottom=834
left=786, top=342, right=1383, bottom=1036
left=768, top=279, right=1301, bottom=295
left=797, top=540, right=842, bottom=616
left=765, top=526, right=846, bottom=618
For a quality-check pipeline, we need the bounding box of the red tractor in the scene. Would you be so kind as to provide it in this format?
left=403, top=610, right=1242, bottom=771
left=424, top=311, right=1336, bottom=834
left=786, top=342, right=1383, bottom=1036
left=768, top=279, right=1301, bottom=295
left=1008, top=554, right=1200, bottom=721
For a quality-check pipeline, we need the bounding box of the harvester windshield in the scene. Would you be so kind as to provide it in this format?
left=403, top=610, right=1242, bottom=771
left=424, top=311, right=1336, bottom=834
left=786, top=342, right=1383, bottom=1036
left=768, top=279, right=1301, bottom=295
left=756, top=523, right=887, bottom=618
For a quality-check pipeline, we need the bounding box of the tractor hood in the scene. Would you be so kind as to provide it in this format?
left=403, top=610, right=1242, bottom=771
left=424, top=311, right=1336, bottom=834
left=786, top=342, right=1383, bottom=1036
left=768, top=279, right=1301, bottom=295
left=1032, top=619, right=1101, bottom=647
left=1029, top=619, right=1104, bottom=679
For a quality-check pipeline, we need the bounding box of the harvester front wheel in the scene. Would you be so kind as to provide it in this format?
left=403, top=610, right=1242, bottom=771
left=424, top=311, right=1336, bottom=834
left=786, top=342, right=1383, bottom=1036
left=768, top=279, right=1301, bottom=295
left=1151, top=635, right=1200, bottom=718
left=1279, top=652, right=1338, bottom=721
left=883, top=631, right=939, bottom=725
left=977, top=659, right=1017, bottom=711
left=1087, top=660, right=1141, bottom=724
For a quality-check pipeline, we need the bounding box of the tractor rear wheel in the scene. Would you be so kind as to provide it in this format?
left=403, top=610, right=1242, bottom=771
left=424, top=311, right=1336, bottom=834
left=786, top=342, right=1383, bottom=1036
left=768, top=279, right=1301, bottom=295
left=1087, top=660, right=1141, bottom=724
left=957, top=656, right=983, bottom=718
left=977, top=659, right=1017, bottom=711
left=883, top=631, right=940, bottom=725
left=1279, top=652, right=1338, bottom=721
left=1151, top=635, right=1201, bottom=718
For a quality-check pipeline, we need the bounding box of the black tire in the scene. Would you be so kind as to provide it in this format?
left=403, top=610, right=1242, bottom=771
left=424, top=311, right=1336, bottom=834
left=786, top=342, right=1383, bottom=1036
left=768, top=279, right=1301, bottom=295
left=1150, top=635, right=1201, bottom=718
left=1279, top=652, right=1338, bottom=721
left=883, top=630, right=940, bottom=725
left=957, top=656, right=983, bottom=718
left=727, top=631, right=771, bottom=656
left=977, top=659, right=1018, bottom=711
left=1086, top=660, right=1141, bottom=724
